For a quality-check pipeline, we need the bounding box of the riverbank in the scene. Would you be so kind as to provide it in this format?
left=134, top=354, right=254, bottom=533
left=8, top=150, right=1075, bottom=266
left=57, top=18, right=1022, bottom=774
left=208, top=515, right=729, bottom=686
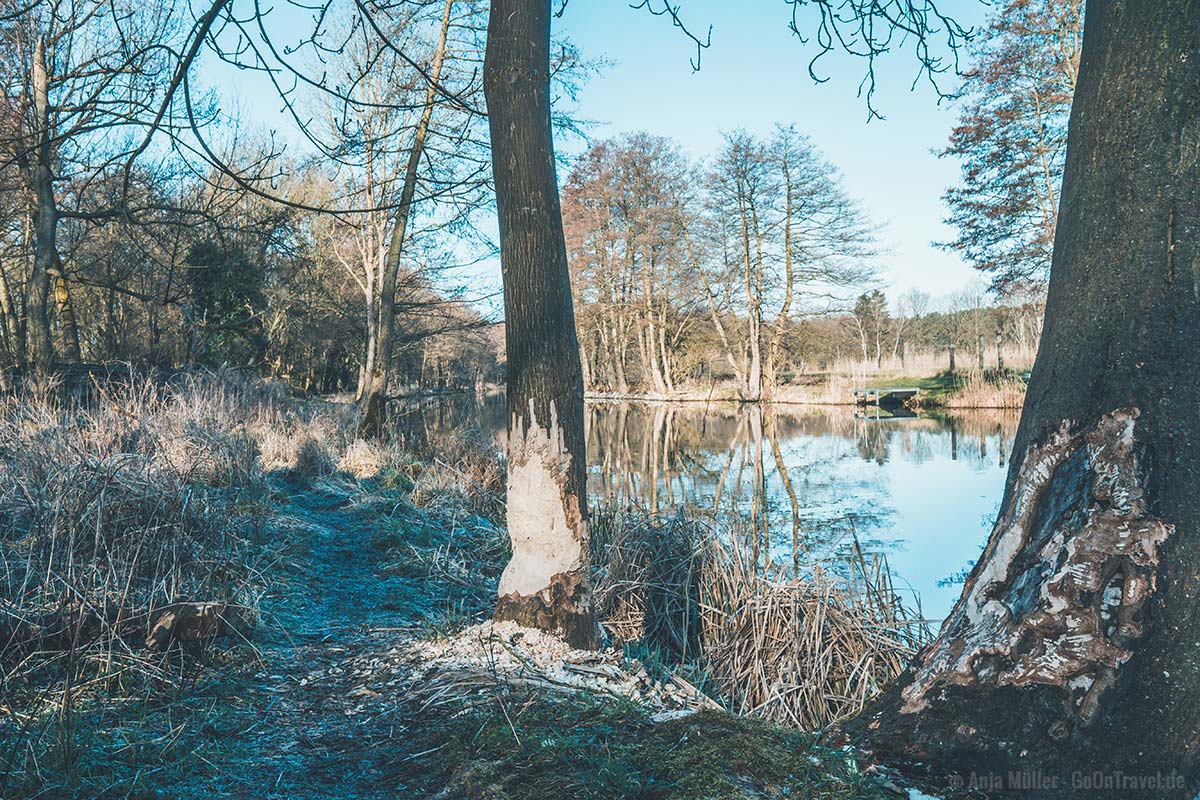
left=1, top=373, right=949, bottom=799
left=587, top=368, right=1028, bottom=410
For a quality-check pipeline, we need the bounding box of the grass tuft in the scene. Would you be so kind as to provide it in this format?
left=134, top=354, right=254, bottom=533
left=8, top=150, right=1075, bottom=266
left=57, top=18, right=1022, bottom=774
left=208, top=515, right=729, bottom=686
left=592, top=511, right=928, bottom=730
left=0, top=373, right=274, bottom=795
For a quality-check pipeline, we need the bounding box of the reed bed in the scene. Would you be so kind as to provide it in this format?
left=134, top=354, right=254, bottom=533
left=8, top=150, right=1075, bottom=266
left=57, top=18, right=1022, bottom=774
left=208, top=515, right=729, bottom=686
left=592, top=511, right=706, bottom=663
left=771, top=346, right=1036, bottom=405
left=0, top=373, right=286, bottom=789
left=698, top=538, right=926, bottom=729
left=824, top=345, right=1036, bottom=379
left=939, top=368, right=1027, bottom=409
left=592, top=511, right=929, bottom=730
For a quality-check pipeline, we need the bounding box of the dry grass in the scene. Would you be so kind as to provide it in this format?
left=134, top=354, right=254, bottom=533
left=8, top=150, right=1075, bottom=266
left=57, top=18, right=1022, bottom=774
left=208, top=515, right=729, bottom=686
left=600, top=345, right=1037, bottom=406
left=698, top=537, right=926, bottom=729
left=0, top=369, right=927, bottom=794
left=824, top=344, right=1036, bottom=379
left=939, top=368, right=1027, bottom=409
left=404, top=430, right=505, bottom=523
left=0, top=373, right=275, bottom=791
left=592, top=512, right=706, bottom=663
left=592, top=511, right=928, bottom=731
left=770, top=371, right=859, bottom=405
left=0, top=371, right=506, bottom=792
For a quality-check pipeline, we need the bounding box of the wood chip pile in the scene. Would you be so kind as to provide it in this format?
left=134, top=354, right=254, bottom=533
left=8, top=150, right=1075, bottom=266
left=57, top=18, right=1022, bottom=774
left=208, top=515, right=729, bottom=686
left=323, top=621, right=721, bottom=720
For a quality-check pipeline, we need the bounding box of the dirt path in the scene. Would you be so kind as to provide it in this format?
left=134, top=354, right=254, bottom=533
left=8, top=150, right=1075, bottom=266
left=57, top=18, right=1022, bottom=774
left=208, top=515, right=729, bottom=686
left=178, top=474, right=464, bottom=800
left=144, top=474, right=893, bottom=800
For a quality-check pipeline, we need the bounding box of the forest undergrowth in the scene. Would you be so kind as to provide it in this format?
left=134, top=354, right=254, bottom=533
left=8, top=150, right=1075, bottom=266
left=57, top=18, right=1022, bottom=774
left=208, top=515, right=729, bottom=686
left=0, top=372, right=938, bottom=799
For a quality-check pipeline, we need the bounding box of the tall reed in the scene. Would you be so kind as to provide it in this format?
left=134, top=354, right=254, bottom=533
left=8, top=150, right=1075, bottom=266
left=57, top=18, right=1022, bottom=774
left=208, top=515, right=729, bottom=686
left=0, top=373, right=275, bottom=791
left=591, top=511, right=929, bottom=730
left=939, top=368, right=1027, bottom=409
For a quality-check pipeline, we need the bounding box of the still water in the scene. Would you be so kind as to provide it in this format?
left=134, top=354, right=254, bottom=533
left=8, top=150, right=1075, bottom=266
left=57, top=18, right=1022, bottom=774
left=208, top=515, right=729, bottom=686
left=586, top=402, right=1016, bottom=621
left=395, top=397, right=1017, bottom=621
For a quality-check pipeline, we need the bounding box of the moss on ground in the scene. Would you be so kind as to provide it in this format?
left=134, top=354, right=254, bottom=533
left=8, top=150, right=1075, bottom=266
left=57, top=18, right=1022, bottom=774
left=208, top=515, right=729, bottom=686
left=394, top=694, right=890, bottom=800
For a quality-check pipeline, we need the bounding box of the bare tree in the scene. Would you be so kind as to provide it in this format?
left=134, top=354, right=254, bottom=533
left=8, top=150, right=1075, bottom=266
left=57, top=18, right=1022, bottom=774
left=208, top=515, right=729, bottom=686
left=706, top=130, right=772, bottom=401
left=0, top=0, right=198, bottom=370
left=332, top=0, right=489, bottom=435
left=765, top=124, right=876, bottom=389
left=706, top=127, right=875, bottom=399
left=891, top=288, right=930, bottom=364
left=562, top=134, right=701, bottom=396
left=850, top=290, right=888, bottom=367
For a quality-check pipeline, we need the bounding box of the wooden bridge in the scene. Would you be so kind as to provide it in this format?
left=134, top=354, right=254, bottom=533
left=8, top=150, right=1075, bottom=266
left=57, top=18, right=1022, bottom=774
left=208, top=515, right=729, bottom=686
left=853, top=386, right=920, bottom=407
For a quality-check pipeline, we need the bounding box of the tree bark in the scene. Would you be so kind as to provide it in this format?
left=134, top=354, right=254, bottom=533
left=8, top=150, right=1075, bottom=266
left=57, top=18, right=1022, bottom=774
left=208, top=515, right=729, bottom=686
left=854, top=2, right=1200, bottom=791
left=0, top=262, right=22, bottom=367
left=27, top=36, right=56, bottom=374
left=53, top=268, right=81, bottom=364
left=767, top=158, right=796, bottom=397
left=485, top=0, right=597, bottom=649
left=744, top=215, right=764, bottom=402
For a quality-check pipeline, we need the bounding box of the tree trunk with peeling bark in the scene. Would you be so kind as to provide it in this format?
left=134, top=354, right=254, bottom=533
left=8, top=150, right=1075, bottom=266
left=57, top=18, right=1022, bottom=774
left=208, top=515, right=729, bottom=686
left=484, top=0, right=597, bottom=649
left=53, top=270, right=81, bottom=364
left=853, top=2, right=1200, bottom=791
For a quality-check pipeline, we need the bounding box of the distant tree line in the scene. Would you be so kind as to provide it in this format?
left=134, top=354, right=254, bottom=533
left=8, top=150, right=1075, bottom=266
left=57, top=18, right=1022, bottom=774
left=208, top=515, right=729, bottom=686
left=562, top=131, right=1042, bottom=397
left=0, top=0, right=502, bottom=397
left=845, top=284, right=1043, bottom=371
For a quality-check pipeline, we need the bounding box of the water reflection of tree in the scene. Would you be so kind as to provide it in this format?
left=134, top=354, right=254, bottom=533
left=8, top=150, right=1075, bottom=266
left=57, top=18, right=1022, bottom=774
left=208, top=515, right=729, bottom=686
left=587, top=402, right=729, bottom=513
left=582, top=402, right=1020, bottom=586
left=393, top=398, right=1018, bottom=622
left=853, top=414, right=892, bottom=464
left=848, top=410, right=1019, bottom=471
left=391, top=394, right=506, bottom=455
left=768, top=411, right=804, bottom=572
left=586, top=403, right=875, bottom=572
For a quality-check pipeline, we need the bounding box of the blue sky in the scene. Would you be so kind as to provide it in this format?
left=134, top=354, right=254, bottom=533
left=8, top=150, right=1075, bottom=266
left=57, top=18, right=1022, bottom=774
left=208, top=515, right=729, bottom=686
left=219, top=0, right=994, bottom=309
left=555, top=0, right=993, bottom=301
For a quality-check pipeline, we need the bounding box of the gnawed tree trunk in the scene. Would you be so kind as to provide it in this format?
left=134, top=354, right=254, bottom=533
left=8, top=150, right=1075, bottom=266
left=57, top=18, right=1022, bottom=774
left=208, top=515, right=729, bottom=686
left=854, top=1, right=1200, bottom=789
left=53, top=268, right=81, bottom=364
left=485, top=0, right=597, bottom=649
left=359, top=0, right=455, bottom=438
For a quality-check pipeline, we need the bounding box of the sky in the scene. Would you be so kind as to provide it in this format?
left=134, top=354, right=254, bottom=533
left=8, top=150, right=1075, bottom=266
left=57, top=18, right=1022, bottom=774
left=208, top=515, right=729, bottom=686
left=554, top=0, right=993, bottom=303
left=220, top=0, right=995, bottom=313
